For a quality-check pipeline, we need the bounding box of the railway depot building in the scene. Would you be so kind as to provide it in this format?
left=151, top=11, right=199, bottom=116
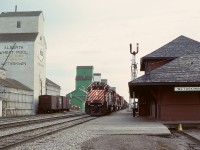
left=0, top=10, right=47, bottom=116
left=129, top=35, right=200, bottom=121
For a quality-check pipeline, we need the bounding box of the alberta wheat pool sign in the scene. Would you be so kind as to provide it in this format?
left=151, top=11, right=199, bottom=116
left=174, top=87, right=200, bottom=91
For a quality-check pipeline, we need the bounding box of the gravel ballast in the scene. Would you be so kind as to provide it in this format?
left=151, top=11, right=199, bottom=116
left=12, top=122, right=199, bottom=150
left=10, top=110, right=200, bottom=150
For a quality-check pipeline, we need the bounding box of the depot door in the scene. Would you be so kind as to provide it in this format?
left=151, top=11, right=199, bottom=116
left=139, top=98, right=150, bottom=116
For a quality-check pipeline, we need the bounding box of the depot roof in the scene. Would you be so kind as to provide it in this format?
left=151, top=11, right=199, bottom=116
left=141, top=35, right=200, bottom=70
left=129, top=53, right=200, bottom=86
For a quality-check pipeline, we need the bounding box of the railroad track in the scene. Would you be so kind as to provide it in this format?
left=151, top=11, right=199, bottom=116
left=0, top=115, right=97, bottom=150
left=0, top=112, right=85, bottom=129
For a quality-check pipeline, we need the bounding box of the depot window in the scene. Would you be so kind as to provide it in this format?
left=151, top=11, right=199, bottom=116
left=17, top=21, right=21, bottom=28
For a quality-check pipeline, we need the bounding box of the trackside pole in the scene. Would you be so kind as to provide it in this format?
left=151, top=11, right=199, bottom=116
left=130, top=43, right=139, bottom=117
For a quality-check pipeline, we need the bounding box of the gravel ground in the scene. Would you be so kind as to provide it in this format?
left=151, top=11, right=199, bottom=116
left=12, top=123, right=99, bottom=150
left=12, top=123, right=198, bottom=150
left=81, top=133, right=193, bottom=150
left=7, top=111, right=200, bottom=150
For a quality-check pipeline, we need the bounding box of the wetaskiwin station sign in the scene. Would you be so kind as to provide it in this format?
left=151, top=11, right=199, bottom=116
left=174, top=87, right=200, bottom=91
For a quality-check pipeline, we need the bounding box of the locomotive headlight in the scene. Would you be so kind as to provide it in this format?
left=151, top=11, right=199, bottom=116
left=95, top=92, right=99, bottom=96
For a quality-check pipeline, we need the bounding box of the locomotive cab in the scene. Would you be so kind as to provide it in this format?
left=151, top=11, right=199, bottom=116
left=85, top=82, right=109, bottom=116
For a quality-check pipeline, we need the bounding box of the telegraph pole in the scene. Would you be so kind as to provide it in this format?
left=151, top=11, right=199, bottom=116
left=129, top=43, right=139, bottom=116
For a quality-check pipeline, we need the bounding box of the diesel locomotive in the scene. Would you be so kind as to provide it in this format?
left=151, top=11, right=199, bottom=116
left=85, top=81, right=126, bottom=116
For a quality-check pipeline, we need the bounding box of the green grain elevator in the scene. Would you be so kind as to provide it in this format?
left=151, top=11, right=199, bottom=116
left=67, top=66, right=94, bottom=110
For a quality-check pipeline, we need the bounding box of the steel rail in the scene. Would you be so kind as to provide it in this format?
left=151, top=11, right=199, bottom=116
left=0, top=115, right=97, bottom=150
left=0, top=112, right=85, bottom=129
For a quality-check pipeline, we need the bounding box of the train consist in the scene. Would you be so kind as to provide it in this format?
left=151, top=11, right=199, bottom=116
left=85, top=82, right=127, bottom=116
left=38, top=95, right=71, bottom=113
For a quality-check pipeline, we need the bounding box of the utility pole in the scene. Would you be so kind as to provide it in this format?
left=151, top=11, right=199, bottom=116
left=129, top=43, right=139, bottom=116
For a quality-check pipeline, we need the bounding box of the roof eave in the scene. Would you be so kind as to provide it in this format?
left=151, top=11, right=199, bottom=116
left=140, top=57, right=175, bottom=71
left=129, top=81, right=200, bottom=86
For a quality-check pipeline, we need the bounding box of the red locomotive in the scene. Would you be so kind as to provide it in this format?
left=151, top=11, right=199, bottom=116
left=85, top=81, right=125, bottom=116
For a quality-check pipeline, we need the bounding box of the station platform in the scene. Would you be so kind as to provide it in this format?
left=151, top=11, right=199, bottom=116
left=85, top=109, right=171, bottom=135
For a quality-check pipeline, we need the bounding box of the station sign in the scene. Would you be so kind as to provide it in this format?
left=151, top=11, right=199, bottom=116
left=174, top=87, right=200, bottom=91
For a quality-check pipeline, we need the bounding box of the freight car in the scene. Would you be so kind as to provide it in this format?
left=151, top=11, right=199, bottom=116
left=122, top=99, right=128, bottom=109
left=116, top=95, right=126, bottom=110
left=85, top=81, right=122, bottom=116
left=37, top=95, right=70, bottom=114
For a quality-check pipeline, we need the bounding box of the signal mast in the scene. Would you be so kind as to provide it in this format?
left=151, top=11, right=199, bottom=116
left=129, top=43, right=139, bottom=109
left=130, top=43, right=139, bottom=80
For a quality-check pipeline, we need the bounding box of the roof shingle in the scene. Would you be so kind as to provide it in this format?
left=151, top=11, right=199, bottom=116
left=142, top=35, right=200, bottom=60
left=130, top=53, right=200, bottom=85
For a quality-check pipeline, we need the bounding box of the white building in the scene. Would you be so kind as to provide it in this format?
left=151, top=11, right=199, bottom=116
left=110, top=87, right=116, bottom=92
left=93, top=73, right=101, bottom=82
left=0, top=68, right=33, bottom=117
left=101, top=79, right=108, bottom=84
left=46, top=78, right=61, bottom=96
left=0, top=11, right=47, bottom=114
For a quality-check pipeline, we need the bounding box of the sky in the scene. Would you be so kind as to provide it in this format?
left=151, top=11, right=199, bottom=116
left=1, top=0, right=200, bottom=101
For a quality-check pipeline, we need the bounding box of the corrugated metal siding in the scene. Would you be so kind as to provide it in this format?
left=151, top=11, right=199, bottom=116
left=46, top=85, right=60, bottom=96
left=46, top=79, right=61, bottom=96
left=1, top=87, right=33, bottom=117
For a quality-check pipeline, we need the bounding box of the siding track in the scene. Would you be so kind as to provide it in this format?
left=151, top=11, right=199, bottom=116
left=0, top=115, right=97, bottom=150
left=0, top=112, right=85, bottom=129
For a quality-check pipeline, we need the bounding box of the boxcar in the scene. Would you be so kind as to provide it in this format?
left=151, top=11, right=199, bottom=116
left=38, top=95, right=56, bottom=113
left=38, top=95, right=70, bottom=113
left=62, top=96, right=70, bottom=111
